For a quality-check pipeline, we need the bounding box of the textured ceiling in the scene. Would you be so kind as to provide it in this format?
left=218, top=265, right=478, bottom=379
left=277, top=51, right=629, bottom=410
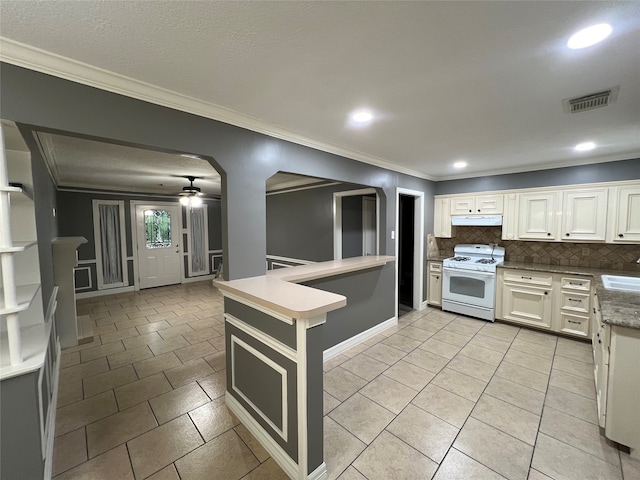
left=1, top=1, right=639, bottom=182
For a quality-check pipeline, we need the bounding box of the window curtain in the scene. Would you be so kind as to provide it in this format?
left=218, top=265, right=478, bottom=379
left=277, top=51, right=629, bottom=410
left=99, top=204, right=123, bottom=284
left=190, top=208, right=207, bottom=274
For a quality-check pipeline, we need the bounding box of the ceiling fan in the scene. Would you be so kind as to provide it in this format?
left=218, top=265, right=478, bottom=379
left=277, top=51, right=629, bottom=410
left=178, top=176, right=204, bottom=207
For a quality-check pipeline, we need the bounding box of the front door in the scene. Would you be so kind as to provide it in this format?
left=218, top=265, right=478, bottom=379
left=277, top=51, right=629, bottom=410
left=136, top=205, right=181, bottom=289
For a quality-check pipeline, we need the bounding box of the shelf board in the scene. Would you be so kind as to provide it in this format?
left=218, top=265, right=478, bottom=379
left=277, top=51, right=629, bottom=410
left=0, top=241, right=37, bottom=253
left=0, top=185, right=22, bottom=193
left=0, top=323, right=51, bottom=380
left=0, top=284, right=41, bottom=315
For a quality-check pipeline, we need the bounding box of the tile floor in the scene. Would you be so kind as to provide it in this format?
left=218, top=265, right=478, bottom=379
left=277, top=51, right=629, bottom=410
left=52, top=281, right=640, bottom=480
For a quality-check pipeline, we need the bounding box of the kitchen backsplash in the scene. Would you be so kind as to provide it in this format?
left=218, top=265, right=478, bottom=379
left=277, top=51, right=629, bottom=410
left=436, top=227, right=640, bottom=272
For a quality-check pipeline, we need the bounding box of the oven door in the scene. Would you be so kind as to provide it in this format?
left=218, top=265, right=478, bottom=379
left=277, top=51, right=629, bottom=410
left=443, top=267, right=496, bottom=309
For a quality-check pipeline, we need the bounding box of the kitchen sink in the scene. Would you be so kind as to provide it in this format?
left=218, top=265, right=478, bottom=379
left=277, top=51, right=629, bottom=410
left=601, top=275, right=640, bottom=293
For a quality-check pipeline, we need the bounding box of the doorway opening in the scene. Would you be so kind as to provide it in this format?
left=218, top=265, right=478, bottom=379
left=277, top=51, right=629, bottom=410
left=333, top=188, right=379, bottom=260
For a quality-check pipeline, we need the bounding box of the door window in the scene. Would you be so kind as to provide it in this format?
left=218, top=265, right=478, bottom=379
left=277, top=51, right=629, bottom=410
left=144, top=209, right=172, bottom=249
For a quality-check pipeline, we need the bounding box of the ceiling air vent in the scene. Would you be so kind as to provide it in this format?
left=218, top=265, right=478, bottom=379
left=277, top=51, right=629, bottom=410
left=562, top=86, right=619, bottom=114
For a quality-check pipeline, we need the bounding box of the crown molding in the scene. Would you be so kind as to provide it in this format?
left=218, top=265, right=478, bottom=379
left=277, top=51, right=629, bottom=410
left=0, top=37, right=435, bottom=181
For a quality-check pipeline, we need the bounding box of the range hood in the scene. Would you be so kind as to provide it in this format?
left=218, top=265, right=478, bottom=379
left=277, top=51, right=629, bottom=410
left=451, top=215, right=503, bottom=226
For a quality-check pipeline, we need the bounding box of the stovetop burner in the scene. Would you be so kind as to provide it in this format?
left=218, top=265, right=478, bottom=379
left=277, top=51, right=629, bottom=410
left=450, top=256, right=471, bottom=262
left=476, top=258, right=497, bottom=264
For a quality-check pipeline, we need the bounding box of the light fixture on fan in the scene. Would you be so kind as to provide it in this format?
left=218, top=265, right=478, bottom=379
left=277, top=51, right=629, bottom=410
left=179, top=176, right=204, bottom=207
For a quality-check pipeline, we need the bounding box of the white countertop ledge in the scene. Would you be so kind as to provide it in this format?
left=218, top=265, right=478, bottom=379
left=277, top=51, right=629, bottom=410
left=213, top=256, right=395, bottom=320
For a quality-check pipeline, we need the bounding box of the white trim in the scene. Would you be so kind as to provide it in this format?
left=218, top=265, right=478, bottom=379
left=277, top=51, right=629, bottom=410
left=73, top=266, right=93, bottom=290
left=226, top=393, right=300, bottom=480
left=92, top=199, right=129, bottom=290
left=181, top=274, right=217, bottom=284
left=76, top=259, right=96, bottom=265
left=209, top=249, right=223, bottom=254
left=230, top=334, right=288, bottom=442
left=76, top=285, right=135, bottom=299
left=225, top=313, right=297, bottom=362
left=42, top=341, right=60, bottom=480
left=220, top=290, right=295, bottom=325
left=420, top=300, right=428, bottom=311
left=333, top=188, right=379, bottom=260
left=0, top=39, right=434, bottom=181
left=267, top=182, right=341, bottom=196
left=266, top=255, right=316, bottom=265
left=271, top=262, right=294, bottom=270
left=308, top=464, right=328, bottom=480
left=323, top=316, right=397, bottom=361
left=395, top=188, right=425, bottom=313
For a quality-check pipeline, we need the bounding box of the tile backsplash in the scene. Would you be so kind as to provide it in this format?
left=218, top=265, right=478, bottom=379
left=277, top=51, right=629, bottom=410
left=436, top=227, right=640, bottom=272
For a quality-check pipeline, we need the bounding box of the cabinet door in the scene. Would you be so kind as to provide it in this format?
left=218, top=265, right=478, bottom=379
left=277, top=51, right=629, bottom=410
left=517, top=192, right=558, bottom=240
left=476, top=194, right=503, bottom=214
left=434, top=198, right=452, bottom=238
left=561, top=189, right=607, bottom=241
left=502, top=283, right=552, bottom=329
left=613, top=185, right=640, bottom=242
left=450, top=197, right=475, bottom=215
left=428, top=271, right=442, bottom=306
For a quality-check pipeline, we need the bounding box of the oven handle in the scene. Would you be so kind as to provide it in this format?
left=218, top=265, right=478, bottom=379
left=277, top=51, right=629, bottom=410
left=443, top=267, right=496, bottom=279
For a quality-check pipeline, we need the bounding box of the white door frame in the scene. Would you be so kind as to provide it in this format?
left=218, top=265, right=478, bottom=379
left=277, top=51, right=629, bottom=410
left=130, top=200, right=185, bottom=290
left=395, top=188, right=425, bottom=316
left=362, top=196, right=377, bottom=256
left=333, top=188, right=379, bottom=260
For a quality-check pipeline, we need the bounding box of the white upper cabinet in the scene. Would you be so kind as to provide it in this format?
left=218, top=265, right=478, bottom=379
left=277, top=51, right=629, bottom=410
left=561, top=188, right=608, bottom=242
left=517, top=192, right=559, bottom=240
left=609, top=185, right=640, bottom=243
left=501, top=193, right=518, bottom=240
left=450, top=194, right=503, bottom=215
left=434, top=197, right=453, bottom=238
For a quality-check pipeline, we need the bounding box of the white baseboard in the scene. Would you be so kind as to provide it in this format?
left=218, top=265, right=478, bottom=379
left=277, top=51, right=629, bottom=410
left=308, top=463, right=328, bottom=480
left=182, top=274, right=217, bottom=284
left=75, top=286, right=135, bottom=299
left=419, top=300, right=428, bottom=311
left=323, top=316, right=397, bottom=362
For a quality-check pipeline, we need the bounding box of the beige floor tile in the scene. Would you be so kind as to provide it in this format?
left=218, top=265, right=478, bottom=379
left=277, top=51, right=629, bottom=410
left=150, top=382, right=210, bottom=424
left=93, top=323, right=117, bottom=336
left=412, top=383, right=475, bottom=428
left=52, top=427, right=87, bottom=477
left=80, top=341, right=125, bottom=363
left=158, top=324, right=195, bottom=340
left=59, top=357, right=110, bottom=386
left=484, top=375, right=545, bottom=415
left=478, top=322, right=520, bottom=342
left=128, top=415, right=204, bottom=479
left=133, top=352, right=182, bottom=378
left=544, top=385, right=598, bottom=425
left=454, top=417, right=533, bottom=480
left=419, top=337, right=462, bottom=359
left=56, top=391, right=118, bottom=437
left=432, top=367, right=487, bottom=402
left=360, top=374, right=418, bottom=414
left=329, top=393, right=395, bottom=444
left=555, top=337, right=593, bottom=364
left=362, top=343, right=406, bottom=365
left=539, top=406, right=620, bottom=466
left=341, top=353, right=389, bottom=381
left=341, top=342, right=369, bottom=358
left=114, top=372, right=173, bottom=410
left=532, top=433, right=622, bottom=480
left=148, top=335, right=190, bottom=356
left=208, top=335, right=226, bottom=351
left=323, top=367, right=367, bottom=401
left=324, top=416, right=366, bottom=480
left=527, top=469, right=554, bottom=480
left=146, top=464, right=181, bottom=480
left=136, top=320, right=172, bottom=334
left=144, top=311, right=178, bottom=323
left=54, top=444, right=134, bottom=480
left=100, top=327, right=139, bottom=345
left=336, top=466, right=367, bottom=480
left=204, top=351, right=226, bottom=371
left=433, top=447, right=506, bottom=480
left=174, top=340, right=217, bottom=363
left=57, top=381, right=83, bottom=408
left=411, top=316, right=447, bottom=333
left=457, top=343, right=505, bottom=366
left=189, top=397, right=240, bottom=441
left=123, top=331, right=164, bottom=350
left=107, top=345, right=153, bottom=369
left=324, top=354, right=349, bottom=372
left=86, top=402, right=157, bottom=458
left=183, top=326, right=222, bottom=344
left=548, top=369, right=595, bottom=399
left=126, top=307, right=158, bottom=319
left=114, top=316, right=150, bottom=331
left=382, top=333, right=422, bottom=352
left=509, top=338, right=555, bottom=359
left=82, top=365, right=138, bottom=398
left=175, top=429, right=258, bottom=480
left=504, top=348, right=553, bottom=374
left=353, top=430, right=438, bottom=480
left=621, top=451, right=640, bottom=480
left=469, top=334, right=511, bottom=354
left=382, top=360, right=435, bottom=390
left=387, top=404, right=459, bottom=463
left=443, top=321, right=481, bottom=337
left=447, top=354, right=497, bottom=382
left=60, top=351, right=81, bottom=369
left=187, top=317, right=220, bottom=331
left=165, top=358, right=215, bottom=388
left=396, top=325, right=434, bottom=342
left=242, top=457, right=289, bottom=480
left=495, top=362, right=549, bottom=393
left=431, top=329, right=472, bottom=347
left=234, top=423, right=270, bottom=462
left=471, top=394, right=540, bottom=446
left=403, top=348, right=450, bottom=373
left=324, top=391, right=342, bottom=415
left=552, top=354, right=594, bottom=379
left=197, top=370, right=226, bottom=400
left=516, top=329, right=558, bottom=348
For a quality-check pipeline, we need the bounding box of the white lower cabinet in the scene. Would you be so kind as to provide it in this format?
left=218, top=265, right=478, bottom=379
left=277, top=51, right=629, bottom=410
left=499, top=270, right=553, bottom=329
left=427, top=261, right=442, bottom=306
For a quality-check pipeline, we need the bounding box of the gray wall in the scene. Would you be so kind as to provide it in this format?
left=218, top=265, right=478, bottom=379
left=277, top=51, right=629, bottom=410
left=435, top=159, right=640, bottom=195
left=342, top=195, right=363, bottom=259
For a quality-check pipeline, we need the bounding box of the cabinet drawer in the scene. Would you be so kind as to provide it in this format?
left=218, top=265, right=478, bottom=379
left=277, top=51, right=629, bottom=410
left=503, top=270, right=553, bottom=287
left=561, top=277, right=591, bottom=291
left=429, top=262, right=442, bottom=272
left=559, top=312, right=590, bottom=337
left=560, top=291, right=590, bottom=313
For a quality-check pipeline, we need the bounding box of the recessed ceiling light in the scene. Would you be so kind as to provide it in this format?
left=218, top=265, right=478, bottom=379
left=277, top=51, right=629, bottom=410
left=351, top=110, right=374, bottom=123
left=453, top=161, right=467, bottom=169
left=575, top=142, right=596, bottom=152
left=568, top=24, right=612, bottom=49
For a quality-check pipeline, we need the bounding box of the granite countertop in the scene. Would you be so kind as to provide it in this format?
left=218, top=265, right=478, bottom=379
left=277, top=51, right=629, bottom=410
left=426, top=255, right=450, bottom=262
left=500, top=261, right=640, bottom=329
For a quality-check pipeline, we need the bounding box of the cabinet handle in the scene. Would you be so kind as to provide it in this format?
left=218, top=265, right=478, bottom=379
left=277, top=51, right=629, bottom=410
left=567, top=320, right=582, bottom=325
left=598, top=339, right=602, bottom=344
left=618, top=234, right=624, bottom=238
left=569, top=282, right=582, bottom=286
left=477, top=209, right=481, bottom=212
left=436, top=276, right=439, bottom=279
left=566, top=233, right=570, bottom=236
left=568, top=298, right=582, bottom=303
left=593, top=307, right=597, bottom=314
left=544, top=291, right=548, bottom=295
left=547, top=232, right=552, bottom=236
left=469, top=209, right=472, bottom=213
left=521, top=276, right=532, bottom=280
